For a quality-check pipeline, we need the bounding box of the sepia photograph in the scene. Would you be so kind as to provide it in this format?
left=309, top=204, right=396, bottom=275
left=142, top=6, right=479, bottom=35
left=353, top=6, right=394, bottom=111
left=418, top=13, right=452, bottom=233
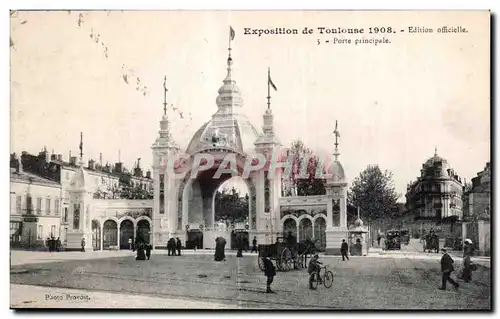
left=8, top=9, right=491, bottom=310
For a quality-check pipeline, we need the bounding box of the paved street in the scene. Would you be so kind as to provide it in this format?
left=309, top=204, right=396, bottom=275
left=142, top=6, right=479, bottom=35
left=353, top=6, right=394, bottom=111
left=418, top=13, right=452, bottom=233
left=10, top=244, right=491, bottom=310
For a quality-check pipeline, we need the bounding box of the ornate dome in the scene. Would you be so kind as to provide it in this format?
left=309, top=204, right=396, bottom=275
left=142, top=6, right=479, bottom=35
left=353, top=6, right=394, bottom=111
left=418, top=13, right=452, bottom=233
left=326, top=160, right=346, bottom=182
left=185, top=113, right=260, bottom=155
left=354, top=217, right=364, bottom=227
left=422, top=149, right=451, bottom=177
left=185, top=54, right=260, bottom=155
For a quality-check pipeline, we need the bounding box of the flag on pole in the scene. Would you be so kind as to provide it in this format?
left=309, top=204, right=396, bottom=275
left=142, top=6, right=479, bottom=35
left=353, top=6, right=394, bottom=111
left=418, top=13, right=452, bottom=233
left=229, top=26, right=235, bottom=41
left=268, top=72, right=277, bottom=91
left=79, top=132, right=83, bottom=155
left=334, top=120, right=340, bottom=138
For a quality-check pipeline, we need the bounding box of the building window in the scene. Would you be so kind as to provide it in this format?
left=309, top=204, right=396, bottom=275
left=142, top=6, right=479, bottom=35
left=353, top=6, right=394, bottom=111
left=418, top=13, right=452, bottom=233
left=264, top=171, right=270, bottom=213
left=50, top=225, right=56, bottom=237
left=38, top=225, right=43, bottom=239
left=55, top=199, right=60, bottom=216
left=46, top=198, right=51, bottom=215
left=16, top=196, right=21, bottom=214
left=36, top=197, right=42, bottom=215
left=159, top=174, right=165, bottom=214
left=73, top=204, right=81, bottom=230
left=64, top=207, right=68, bottom=222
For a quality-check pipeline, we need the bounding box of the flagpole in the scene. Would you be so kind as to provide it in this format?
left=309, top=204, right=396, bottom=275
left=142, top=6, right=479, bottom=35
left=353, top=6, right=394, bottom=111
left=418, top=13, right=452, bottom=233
left=228, top=28, right=232, bottom=59
left=163, top=76, right=167, bottom=115
left=267, top=68, right=271, bottom=109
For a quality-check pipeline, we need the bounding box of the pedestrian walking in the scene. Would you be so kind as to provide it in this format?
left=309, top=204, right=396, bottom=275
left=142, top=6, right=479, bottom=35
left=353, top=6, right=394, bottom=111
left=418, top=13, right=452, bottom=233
left=81, top=238, right=86, bottom=252
left=56, top=237, right=61, bottom=252
left=176, top=237, right=182, bottom=256
left=251, top=236, right=258, bottom=253
left=145, top=243, right=152, bottom=260
left=439, top=248, right=459, bottom=290
left=262, top=254, right=276, bottom=293
left=341, top=239, right=349, bottom=261
left=128, top=238, right=133, bottom=250
left=135, top=242, right=146, bottom=260
left=167, top=238, right=175, bottom=256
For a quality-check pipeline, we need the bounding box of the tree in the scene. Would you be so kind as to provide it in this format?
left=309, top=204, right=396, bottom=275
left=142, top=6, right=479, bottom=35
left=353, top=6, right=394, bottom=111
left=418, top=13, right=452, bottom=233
left=214, top=187, right=249, bottom=225
left=347, top=165, right=400, bottom=221
left=284, top=139, right=326, bottom=196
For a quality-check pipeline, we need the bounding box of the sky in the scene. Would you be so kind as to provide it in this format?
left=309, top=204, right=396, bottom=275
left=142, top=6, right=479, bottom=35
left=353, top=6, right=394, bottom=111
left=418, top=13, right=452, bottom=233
left=10, top=10, right=490, bottom=199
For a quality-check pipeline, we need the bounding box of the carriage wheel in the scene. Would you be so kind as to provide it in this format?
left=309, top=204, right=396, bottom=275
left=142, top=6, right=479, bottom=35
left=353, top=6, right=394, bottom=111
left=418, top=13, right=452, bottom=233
left=310, top=273, right=319, bottom=289
left=258, top=257, right=265, bottom=271
left=323, top=271, right=334, bottom=288
left=281, top=248, right=293, bottom=271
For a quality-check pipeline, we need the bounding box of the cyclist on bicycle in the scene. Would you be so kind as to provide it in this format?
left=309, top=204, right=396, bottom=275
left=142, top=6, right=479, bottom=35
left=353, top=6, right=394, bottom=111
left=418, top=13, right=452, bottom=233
left=308, top=254, right=323, bottom=289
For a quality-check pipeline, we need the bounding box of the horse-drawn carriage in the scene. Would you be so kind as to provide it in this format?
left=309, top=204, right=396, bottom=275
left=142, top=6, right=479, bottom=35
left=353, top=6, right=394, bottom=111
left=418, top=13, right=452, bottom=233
left=385, top=230, right=401, bottom=250
left=423, top=233, right=440, bottom=253
left=257, top=236, right=316, bottom=272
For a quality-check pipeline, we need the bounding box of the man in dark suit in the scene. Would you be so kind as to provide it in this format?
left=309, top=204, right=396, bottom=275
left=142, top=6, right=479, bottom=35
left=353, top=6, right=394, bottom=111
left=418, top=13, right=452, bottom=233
left=145, top=242, right=152, bottom=260
left=263, top=254, right=276, bottom=293
left=251, top=236, right=258, bottom=253
left=176, top=237, right=182, bottom=256
left=341, top=239, right=349, bottom=261
left=439, top=248, right=459, bottom=290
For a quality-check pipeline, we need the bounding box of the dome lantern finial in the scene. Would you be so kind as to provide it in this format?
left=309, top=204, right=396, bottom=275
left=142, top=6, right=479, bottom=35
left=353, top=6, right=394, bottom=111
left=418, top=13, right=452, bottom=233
left=333, top=120, right=341, bottom=161
left=434, top=146, right=438, bottom=156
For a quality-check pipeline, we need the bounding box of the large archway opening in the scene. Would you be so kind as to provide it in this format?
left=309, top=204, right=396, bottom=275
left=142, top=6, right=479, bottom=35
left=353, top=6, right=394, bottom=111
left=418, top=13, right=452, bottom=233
left=283, top=218, right=298, bottom=239
left=314, top=217, right=327, bottom=252
left=119, top=219, right=134, bottom=249
left=91, top=220, right=101, bottom=251
left=136, top=219, right=151, bottom=244
left=179, top=152, right=256, bottom=249
left=299, top=218, right=313, bottom=242
left=103, top=220, right=117, bottom=249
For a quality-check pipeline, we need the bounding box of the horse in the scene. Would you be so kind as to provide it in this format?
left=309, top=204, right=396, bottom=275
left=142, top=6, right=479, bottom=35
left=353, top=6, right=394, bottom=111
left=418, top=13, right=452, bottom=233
left=290, top=239, right=317, bottom=268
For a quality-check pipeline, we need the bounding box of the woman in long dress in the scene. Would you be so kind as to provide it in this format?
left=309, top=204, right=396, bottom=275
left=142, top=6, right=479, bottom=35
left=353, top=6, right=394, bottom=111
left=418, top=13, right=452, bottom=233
left=214, top=237, right=226, bottom=261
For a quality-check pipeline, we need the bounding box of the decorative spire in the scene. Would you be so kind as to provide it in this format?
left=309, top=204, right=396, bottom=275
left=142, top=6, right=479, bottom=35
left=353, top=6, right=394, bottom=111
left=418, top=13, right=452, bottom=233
left=267, top=67, right=278, bottom=110
left=78, top=132, right=84, bottom=166
left=333, top=120, right=340, bottom=161
left=434, top=146, right=438, bottom=156
left=225, top=26, right=236, bottom=83
left=163, top=75, right=168, bottom=116
left=216, top=26, right=243, bottom=111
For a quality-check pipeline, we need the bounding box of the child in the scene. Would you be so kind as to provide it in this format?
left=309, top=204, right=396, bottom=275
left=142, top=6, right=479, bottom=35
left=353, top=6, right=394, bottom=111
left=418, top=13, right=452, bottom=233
left=263, top=254, right=276, bottom=293
left=308, top=254, right=323, bottom=289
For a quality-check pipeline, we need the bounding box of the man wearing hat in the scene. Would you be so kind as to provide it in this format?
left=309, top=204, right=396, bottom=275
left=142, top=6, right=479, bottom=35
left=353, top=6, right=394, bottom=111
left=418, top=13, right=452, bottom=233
left=439, top=248, right=459, bottom=290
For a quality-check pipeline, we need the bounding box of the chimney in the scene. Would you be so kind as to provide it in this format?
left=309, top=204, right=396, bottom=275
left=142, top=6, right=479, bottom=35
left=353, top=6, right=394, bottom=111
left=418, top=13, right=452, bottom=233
left=70, top=156, right=77, bottom=166
left=146, top=170, right=151, bottom=179
left=17, top=155, right=23, bottom=174
left=134, top=167, right=143, bottom=177
left=88, top=159, right=95, bottom=170
left=114, top=162, right=123, bottom=173
left=57, top=154, right=62, bottom=162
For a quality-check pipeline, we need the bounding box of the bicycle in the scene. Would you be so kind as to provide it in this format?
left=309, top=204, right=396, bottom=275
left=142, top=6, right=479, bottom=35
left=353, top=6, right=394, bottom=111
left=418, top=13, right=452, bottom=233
left=310, top=266, right=334, bottom=289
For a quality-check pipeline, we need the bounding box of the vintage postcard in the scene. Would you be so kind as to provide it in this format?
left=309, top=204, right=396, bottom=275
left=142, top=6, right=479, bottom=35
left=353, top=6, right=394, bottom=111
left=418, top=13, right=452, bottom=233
left=9, top=10, right=491, bottom=310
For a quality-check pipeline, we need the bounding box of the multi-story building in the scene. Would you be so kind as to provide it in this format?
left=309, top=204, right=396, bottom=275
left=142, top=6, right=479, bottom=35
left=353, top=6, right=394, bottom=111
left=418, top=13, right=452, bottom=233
left=404, top=149, right=463, bottom=238
left=462, top=162, right=491, bottom=255
left=10, top=159, right=63, bottom=248
left=10, top=148, right=154, bottom=249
